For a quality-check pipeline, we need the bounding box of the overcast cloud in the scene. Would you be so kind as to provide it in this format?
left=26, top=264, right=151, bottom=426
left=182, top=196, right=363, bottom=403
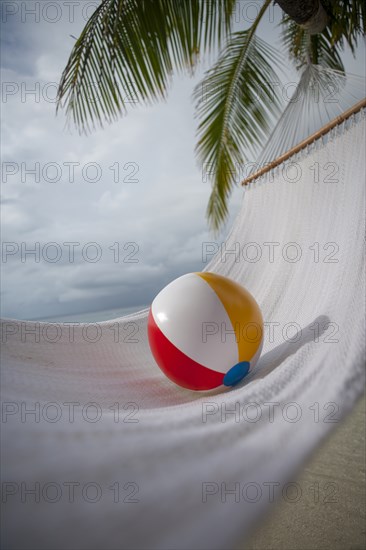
left=1, top=1, right=365, bottom=320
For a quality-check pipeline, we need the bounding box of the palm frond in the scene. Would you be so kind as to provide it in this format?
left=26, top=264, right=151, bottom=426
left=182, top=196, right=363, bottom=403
left=322, top=0, right=365, bottom=53
left=310, top=31, right=345, bottom=71
left=194, top=25, right=282, bottom=229
left=281, top=17, right=344, bottom=72
left=57, top=0, right=236, bottom=132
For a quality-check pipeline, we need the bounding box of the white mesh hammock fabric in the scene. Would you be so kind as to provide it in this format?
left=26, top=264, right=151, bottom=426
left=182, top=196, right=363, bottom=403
left=1, top=107, right=365, bottom=550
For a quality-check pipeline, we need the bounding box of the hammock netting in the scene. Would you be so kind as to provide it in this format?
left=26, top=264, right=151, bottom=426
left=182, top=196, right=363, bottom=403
left=1, top=105, right=365, bottom=550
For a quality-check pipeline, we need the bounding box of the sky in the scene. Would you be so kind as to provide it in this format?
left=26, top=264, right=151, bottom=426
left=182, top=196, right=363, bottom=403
left=1, top=1, right=365, bottom=320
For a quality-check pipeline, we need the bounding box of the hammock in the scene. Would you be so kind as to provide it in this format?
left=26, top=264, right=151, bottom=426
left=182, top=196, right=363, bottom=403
left=1, top=100, right=365, bottom=550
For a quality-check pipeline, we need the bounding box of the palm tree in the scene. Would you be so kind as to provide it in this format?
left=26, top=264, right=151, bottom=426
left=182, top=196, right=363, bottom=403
left=57, top=0, right=364, bottom=230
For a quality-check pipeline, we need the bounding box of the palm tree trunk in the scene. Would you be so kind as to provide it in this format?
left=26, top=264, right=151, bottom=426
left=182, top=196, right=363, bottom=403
left=276, top=0, right=328, bottom=34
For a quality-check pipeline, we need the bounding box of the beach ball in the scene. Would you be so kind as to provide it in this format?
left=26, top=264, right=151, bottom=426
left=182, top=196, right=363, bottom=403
left=148, top=272, right=263, bottom=391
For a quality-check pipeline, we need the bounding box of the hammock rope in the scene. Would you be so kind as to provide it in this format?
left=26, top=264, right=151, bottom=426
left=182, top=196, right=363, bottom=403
left=242, top=96, right=366, bottom=186
left=240, top=65, right=366, bottom=185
